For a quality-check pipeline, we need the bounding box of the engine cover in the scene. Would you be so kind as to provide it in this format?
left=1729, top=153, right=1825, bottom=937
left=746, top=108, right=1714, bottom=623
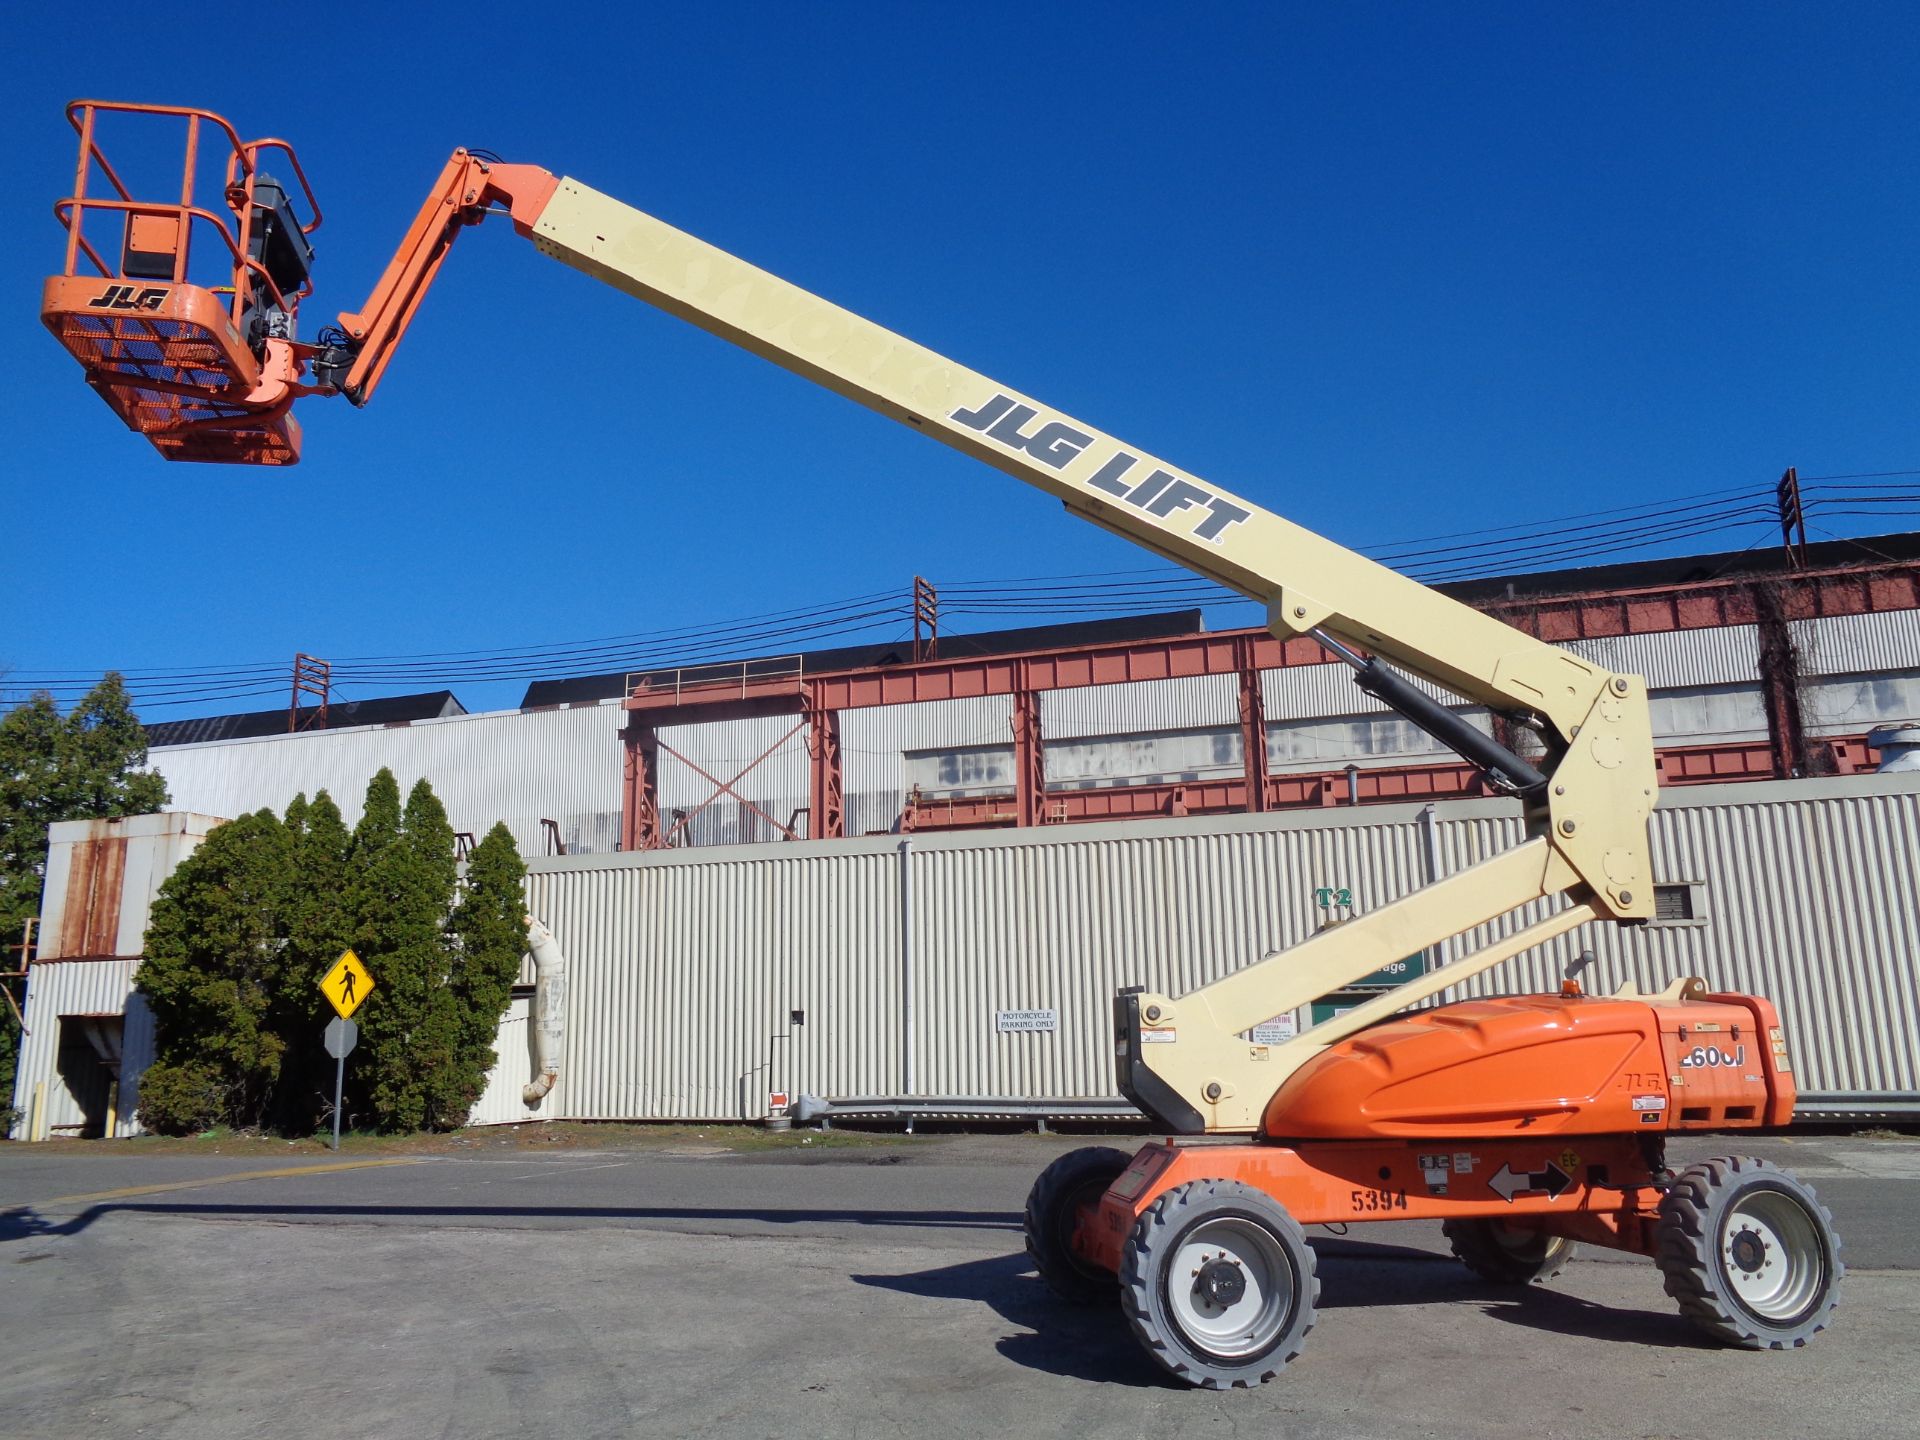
left=1262, top=993, right=1791, bottom=1141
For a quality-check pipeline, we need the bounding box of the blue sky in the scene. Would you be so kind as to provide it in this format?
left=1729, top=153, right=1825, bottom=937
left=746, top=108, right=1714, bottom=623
left=3, top=3, right=1916, bottom=719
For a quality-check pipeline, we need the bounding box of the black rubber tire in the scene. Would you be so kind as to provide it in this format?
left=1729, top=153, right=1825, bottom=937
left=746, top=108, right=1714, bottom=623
left=1119, top=1178, right=1319, bottom=1389
left=1024, top=1145, right=1133, bottom=1304
left=1655, top=1156, right=1843, bottom=1349
left=1441, top=1218, right=1579, bottom=1285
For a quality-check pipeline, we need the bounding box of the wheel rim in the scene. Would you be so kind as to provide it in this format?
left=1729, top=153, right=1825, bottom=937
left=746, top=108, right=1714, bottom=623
left=1487, top=1223, right=1549, bottom=1262
left=1164, top=1215, right=1297, bottom=1360
left=1717, top=1186, right=1827, bottom=1325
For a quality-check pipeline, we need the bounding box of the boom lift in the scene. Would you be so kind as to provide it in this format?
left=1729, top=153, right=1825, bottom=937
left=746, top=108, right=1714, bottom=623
left=42, top=102, right=1842, bottom=1386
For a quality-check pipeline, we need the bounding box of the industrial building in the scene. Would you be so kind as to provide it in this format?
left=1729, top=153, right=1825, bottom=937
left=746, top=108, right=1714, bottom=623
left=13, top=776, right=1920, bottom=1140
left=142, top=536, right=1920, bottom=859
left=9, top=536, right=1920, bottom=1139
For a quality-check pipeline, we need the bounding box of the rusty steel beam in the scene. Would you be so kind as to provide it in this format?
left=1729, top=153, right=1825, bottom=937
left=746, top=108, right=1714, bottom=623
left=1235, top=633, right=1271, bottom=813
left=1013, top=686, right=1046, bottom=829
left=621, top=719, right=663, bottom=851
left=805, top=697, right=845, bottom=841
left=617, top=556, right=1916, bottom=847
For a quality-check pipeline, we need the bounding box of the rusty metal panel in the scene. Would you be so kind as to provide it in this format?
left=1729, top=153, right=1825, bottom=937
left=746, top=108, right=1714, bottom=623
left=37, top=813, right=223, bottom=960
left=58, top=833, right=126, bottom=959
left=149, top=702, right=628, bottom=857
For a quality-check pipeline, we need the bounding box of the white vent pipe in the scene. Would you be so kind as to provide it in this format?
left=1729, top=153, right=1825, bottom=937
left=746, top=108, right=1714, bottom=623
left=521, top=917, right=567, bottom=1107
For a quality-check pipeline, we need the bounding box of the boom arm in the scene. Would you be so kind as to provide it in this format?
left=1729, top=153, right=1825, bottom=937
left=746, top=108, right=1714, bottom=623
left=226, top=149, right=1671, bottom=1132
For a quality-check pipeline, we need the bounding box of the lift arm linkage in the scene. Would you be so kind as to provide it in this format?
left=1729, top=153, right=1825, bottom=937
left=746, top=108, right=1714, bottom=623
left=240, top=150, right=1666, bottom=1133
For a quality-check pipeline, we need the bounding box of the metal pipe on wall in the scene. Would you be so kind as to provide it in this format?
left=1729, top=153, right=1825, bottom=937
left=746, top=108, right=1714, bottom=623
left=899, top=837, right=915, bottom=1096
left=1417, top=803, right=1449, bottom=971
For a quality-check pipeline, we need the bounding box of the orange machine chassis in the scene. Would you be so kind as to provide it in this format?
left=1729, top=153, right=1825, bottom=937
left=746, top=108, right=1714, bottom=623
left=1076, top=1133, right=1667, bottom=1279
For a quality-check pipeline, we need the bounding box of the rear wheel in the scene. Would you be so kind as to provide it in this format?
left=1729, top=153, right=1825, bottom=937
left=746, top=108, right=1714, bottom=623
left=1442, top=1218, right=1578, bottom=1285
left=1655, top=1156, right=1842, bottom=1349
left=1024, top=1145, right=1132, bottom=1303
left=1120, top=1178, right=1318, bottom=1389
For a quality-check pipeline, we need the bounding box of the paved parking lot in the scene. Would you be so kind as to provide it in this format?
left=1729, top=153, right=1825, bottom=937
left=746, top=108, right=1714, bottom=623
left=3, top=1131, right=1915, bottom=1439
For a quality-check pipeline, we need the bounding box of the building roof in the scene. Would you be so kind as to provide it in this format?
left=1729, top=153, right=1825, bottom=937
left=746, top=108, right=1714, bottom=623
left=516, top=609, right=1208, bottom=708
left=144, top=691, right=467, bottom=749
left=1437, top=531, right=1920, bottom=604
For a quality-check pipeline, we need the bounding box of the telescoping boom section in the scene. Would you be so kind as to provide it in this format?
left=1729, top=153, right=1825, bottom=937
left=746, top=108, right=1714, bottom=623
left=42, top=102, right=1658, bottom=1135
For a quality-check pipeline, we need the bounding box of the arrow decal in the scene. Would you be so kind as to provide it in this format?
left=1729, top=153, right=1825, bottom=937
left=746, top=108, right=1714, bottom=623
left=1487, top=1160, right=1573, bottom=1203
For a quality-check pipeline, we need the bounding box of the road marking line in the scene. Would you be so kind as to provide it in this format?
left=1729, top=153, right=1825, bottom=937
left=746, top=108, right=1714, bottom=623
left=501, top=1160, right=633, bottom=1180
left=24, top=1157, right=422, bottom=1208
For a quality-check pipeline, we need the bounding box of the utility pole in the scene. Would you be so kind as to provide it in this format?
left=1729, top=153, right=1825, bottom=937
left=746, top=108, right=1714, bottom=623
left=1776, top=467, right=1808, bottom=570
left=912, top=576, right=940, bottom=663
left=289, top=653, right=331, bottom=732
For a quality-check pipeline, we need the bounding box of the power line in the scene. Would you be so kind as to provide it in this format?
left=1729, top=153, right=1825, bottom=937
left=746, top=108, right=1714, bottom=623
left=8, top=472, right=1916, bottom=711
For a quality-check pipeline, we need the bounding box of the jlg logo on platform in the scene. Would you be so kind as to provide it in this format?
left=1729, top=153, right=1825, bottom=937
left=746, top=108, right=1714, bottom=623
left=87, top=283, right=168, bottom=312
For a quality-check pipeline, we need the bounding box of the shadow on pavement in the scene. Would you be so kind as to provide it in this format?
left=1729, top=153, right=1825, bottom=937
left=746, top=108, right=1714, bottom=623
left=0, top=1200, right=1021, bottom=1244
left=852, top=1251, right=1176, bottom=1388
left=1311, top=1236, right=1714, bottom=1350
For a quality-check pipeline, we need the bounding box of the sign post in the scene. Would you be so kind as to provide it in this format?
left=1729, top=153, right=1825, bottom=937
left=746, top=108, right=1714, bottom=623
left=319, top=949, right=374, bottom=1151
left=322, top=1016, right=358, bottom=1151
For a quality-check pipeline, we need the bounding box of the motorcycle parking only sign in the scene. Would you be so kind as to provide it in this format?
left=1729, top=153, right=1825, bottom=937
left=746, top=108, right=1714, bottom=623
left=996, top=1009, right=1059, bottom=1033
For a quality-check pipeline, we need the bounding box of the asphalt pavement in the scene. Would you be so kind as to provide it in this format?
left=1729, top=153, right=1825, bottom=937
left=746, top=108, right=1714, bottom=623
left=2, top=1130, right=1914, bottom=1439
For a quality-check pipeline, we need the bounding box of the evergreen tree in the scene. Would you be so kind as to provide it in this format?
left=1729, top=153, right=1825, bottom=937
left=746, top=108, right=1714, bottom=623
left=128, top=767, right=525, bottom=1138
left=441, top=823, right=529, bottom=1123
left=1, top=675, right=168, bottom=1123
left=350, top=772, right=465, bottom=1132
left=135, top=810, right=293, bottom=1133
left=269, top=791, right=354, bottom=1130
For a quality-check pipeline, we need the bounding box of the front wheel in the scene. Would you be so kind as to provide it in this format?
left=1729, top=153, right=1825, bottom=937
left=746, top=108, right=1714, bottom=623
left=1120, top=1178, right=1319, bottom=1389
left=1655, top=1156, right=1843, bottom=1349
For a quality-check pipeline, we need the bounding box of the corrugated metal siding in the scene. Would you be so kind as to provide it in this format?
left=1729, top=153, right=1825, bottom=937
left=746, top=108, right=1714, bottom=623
left=842, top=696, right=1013, bottom=837
left=8, top=959, right=142, bottom=1139
left=23, top=779, right=1915, bottom=1136
left=1563, top=625, right=1760, bottom=689
left=1413, top=793, right=1920, bottom=1102
left=655, top=714, right=811, bottom=847
left=521, top=847, right=903, bottom=1119
left=1794, top=611, right=1920, bottom=677
left=498, top=775, right=1919, bottom=1120
left=1263, top=628, right=1762, bottom=722
left=150, top=703, right=627, bottom=857
left=1041, top=676, right=1238, bottom=740
left=910, top=815, right=1433, bottom=1099
left=471, top=997, right=536, bottom=1125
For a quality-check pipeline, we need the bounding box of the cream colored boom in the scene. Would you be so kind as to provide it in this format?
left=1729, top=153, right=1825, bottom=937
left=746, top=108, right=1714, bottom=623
left=528, top=179, right=1658, bottom=1133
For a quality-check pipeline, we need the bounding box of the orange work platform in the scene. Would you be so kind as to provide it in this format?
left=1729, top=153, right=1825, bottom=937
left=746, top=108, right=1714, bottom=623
left=41, top=101, right=322, bottom=465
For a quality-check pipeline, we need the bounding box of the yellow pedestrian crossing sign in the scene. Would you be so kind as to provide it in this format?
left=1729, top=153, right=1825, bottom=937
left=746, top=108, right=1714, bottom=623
left=320, top=949, right=374, bottom=1020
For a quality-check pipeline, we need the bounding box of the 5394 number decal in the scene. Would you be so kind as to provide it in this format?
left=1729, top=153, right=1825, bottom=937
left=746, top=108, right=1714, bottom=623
left=1350, top=1186, right=1408, bottom=1213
